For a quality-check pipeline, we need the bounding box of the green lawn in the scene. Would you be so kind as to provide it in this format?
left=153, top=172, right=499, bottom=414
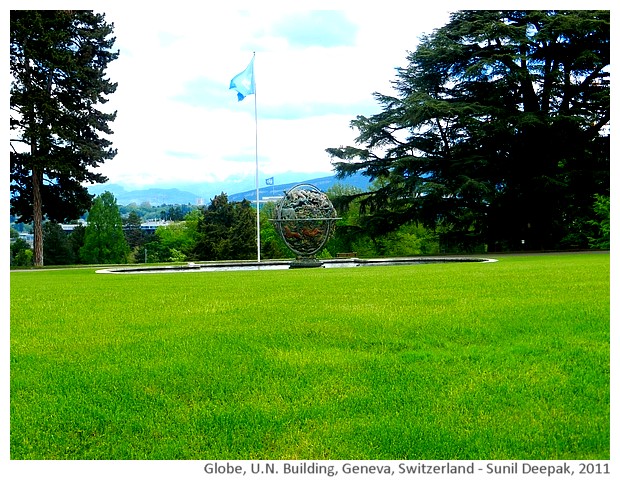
left=10, top=253, right=610, bottom=459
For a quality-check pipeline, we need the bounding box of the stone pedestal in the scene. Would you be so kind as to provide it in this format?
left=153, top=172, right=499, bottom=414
left=289, top=257, right=324, bottom=269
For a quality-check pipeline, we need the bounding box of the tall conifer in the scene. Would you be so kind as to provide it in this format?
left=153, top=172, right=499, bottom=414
left=329, top=10, right=609, bottom=251
left=10, top=11, right=119, bottom=265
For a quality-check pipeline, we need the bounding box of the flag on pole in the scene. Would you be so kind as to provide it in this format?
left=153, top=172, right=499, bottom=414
left=265, top=177, right=274, bottom=185
left=229, top=56, right=255, bottom=101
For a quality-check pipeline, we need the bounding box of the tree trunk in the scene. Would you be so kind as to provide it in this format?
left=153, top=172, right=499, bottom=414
left=32, top=166, right=44, bottom=267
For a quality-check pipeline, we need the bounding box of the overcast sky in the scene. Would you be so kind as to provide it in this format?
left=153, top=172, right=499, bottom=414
left=92, top=4, right=454, bottom=191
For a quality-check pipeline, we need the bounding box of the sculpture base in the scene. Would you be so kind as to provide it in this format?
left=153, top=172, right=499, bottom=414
left=289, top=257, right=323, bottom=269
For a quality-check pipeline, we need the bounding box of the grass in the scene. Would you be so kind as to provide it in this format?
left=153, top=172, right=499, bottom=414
left=10, top=253, right=609, bottom=459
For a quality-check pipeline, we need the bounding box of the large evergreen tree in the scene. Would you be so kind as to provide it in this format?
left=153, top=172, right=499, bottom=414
left=10, top=10, right=119, bottom=266
left=328, top=10, right=609, bottom=251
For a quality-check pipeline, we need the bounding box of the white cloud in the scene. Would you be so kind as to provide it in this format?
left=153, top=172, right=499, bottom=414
left=78, top=4, right=454, bottom=190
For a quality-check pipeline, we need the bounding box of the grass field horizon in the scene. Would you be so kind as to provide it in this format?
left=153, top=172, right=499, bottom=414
left=10, top=252, right=610, bottom=459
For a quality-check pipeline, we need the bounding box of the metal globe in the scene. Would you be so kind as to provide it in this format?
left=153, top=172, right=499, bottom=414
left=272, top=184, right=338, bottom=267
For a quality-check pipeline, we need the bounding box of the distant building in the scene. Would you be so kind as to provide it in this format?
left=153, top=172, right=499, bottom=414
left=59, top=219, right=87, bottom=232
left=138, top=220, right=171, bottom=232
left=58, top=219, right=171, bottom=233
left=18, top=232, right=34, bottom=247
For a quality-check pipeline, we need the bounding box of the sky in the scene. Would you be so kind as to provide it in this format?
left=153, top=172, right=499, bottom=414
left=95, top=3, right=454, bottom=192
left=14, top=1, right=458, bottom=193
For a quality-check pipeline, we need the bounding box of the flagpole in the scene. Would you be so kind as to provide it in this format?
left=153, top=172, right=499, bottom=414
left=230, top=52, right=260, bottom=262
left=253, top=52, right=260, bottom=263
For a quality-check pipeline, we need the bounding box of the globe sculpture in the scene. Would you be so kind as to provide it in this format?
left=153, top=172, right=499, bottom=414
left=272, top=184, right=339, bottom=268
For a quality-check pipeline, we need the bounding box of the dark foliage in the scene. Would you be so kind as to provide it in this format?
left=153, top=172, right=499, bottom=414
left=328, top=10, right=609, bottom=251
left=193, top=193, right=257, bottom=261
left=10, top=10, right=119, bottom=264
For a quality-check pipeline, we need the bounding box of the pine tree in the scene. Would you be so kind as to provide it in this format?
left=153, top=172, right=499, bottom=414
left=10, top=11, right=119, bottom=266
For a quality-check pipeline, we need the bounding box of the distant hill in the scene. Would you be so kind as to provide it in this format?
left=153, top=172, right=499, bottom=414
left=88, top=173, right=371, bottom=206
left=228, top=172, right=371, bottom=203
left=87, top=184, right=200, bottom=206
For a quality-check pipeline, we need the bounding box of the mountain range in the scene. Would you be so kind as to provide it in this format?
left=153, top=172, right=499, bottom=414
left=87, top=172, right=371, bottom=206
